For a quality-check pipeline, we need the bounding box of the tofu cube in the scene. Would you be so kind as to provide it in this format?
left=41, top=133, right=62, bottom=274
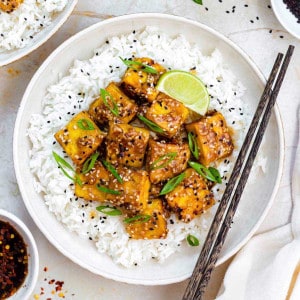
left=54, top=111, right=106, bottom=166
left=121, top=57, right=165, bottom=102
left=106, top=167, right=150, bottom=214
left=125, top=199, right=168, bottom=239
left=88, top=82, right=138, bottom=124
left=145, top=94, right=189, bottom=138
left=147, top=139, right=191, bottom=184
left=165, top=168, right=215, bottom=222
left=75, top=161, right=110, bottom=202
left=106, top=123, right=150, bottom=168
left=185, top=111, right=234, bottom=166
left=0, top=0, right=23, bottom=13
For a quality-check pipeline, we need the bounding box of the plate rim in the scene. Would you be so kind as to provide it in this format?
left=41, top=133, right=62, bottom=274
left=13, top=12, right=284, bottom=285
left=0, top=0, right=78, bottom=67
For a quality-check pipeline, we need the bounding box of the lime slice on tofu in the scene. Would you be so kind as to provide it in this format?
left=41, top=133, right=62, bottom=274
left=156, top=70, right=210, bottom=115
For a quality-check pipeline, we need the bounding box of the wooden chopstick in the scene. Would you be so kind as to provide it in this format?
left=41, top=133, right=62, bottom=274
left=182, top=45, right=295, bottom=300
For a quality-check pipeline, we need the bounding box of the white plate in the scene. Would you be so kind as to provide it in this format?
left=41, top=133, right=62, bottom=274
left=0, top=0, right=78, bottom=67
left=271, top=0, right=300, bottom=39
left=13, top=13, right=284, bottom=285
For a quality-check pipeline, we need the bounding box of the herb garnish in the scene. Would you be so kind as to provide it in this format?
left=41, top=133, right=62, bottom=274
left=119, top=57, right=158, bottom=74
left=159, top=172, right=185, bottom=195
left=187, top=234, right=200, bottom=246
left=188, top=161, right=222, bottom=183
left=188, top=132, right=199, bottom=160
left=96, top=184, right=121, bottom=195
left=102, top=160, right=123, bottom=183
left=96, top=205, right=122, bottom=216
left=77, top=118, right=95, bottom=130
left=137, top=115, right=164, bottom=134
left=100, top=88, right=119, bottom=116
left=124, top=214, right=152, bottom=224
left=150, top=152, right=177, bottom=170
left=193, top=0, right=203, bottom=5
left=82, top=152, right=99, bottom=174
left=52, top=151, right=82, bottom=186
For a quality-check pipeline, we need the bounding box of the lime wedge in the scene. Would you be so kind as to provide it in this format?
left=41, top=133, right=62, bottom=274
left=156, top=70, right=210, bottom=115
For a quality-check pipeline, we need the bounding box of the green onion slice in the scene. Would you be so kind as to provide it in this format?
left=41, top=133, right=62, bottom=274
left=77, top=118, right=95, bottom=130
left=102, top=160, right=123, bottom=183
left=187, top=234, right=200, bottom=246
left=150, top=152, right=177, bottom=170
left=96, top=205, right=122, bottom=216
left=119, top=57, right=158, bottom=74
left=159, top=172, right=185, bottom=196
left=52, top=151, right=82, bottom=186
left=193, top=0, right=203, bottom=5
left=188, top=161, right=222, bottom=183
left=82, top=152, right=99, bottom=174
left=124, top=214, right=152, bottom=224
left=100, top=88, right=119, bottom=116
left=137, top=115, right=164, bottom=134
left=96, top=184, right=121, bottom=195
left=188, top=132, right=199, bottom=160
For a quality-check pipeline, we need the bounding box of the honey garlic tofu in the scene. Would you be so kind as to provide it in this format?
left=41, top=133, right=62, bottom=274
left=165, top=168, right=215, bottom=222
left=125, top=199, right=168, bottom=239
left=75, top=161, right=110, bottom=202
left=186, top=111, right=234, bottom=166
left=88, top=82, right=138, bottom=125
left=147, top=139, right=190, bottom=184
left=106, top=123, right=150, bottom=168
left=145, top=94, right=189, bottom=138
left=0, top=0, right=23, bottom=13
left=54, top=111, right=106, bottom=166
left=121, top=57, right=165, bottom=102
left=106, top=167, right=150, bottom=214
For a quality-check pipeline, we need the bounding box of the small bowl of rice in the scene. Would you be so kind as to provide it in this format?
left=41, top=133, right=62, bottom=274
left=0, top=209, right=39, bottom=299
left=0, top=0, right=78, bottom=67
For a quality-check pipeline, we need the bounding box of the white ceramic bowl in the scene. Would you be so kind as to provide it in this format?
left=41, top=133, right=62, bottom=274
left=0, top=0, right=78, bottom=67
left=0, top=209, right=39, bottom=299
left=13, top=13, right=284, bottom=285
left=271, top=0, right=300, bottom=39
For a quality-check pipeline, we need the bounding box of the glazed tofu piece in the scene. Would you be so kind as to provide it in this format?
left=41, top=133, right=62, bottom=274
left=106, top=123, right=150, bottom=168
left=147, top=139, right=191, bottom=184
left=121, top=57, right=165, bottom=102
left=165, top=168, right=215, bottom=222
left=88, top=82, right=138, bottom=125
left=145, top=94, right=189, bottom=138
left=106, top=167, right=150, bottom=214
left=125, top=199, right=168, bottom=239
left=185, top=111, right=234, bottom=166
left=0, top=0, right=23, bottom=13
left=54, top=111, right=106, bottom=166
left=75, top=161, right=110, bottom=202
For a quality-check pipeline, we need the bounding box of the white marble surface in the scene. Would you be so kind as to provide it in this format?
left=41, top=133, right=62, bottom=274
left=0, top=0, right=299, bottom=299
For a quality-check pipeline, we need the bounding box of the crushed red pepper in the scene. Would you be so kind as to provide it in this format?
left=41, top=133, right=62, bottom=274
left=0, top=220, right=28, bottom=299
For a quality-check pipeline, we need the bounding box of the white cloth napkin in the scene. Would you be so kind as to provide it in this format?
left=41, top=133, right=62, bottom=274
left=216, top=109, right=300, bottom=300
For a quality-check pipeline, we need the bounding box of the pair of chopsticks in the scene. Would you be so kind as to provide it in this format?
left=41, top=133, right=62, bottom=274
left=182, top=45, right=295, bottom=300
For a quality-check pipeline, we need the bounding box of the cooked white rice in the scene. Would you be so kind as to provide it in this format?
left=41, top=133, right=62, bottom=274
left=0, top=0, right=68, bottom=52
left=28, top=26, right=251, bottom=268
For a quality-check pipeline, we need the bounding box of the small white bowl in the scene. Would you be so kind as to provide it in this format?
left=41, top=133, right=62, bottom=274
left=0, top=0, right=78, bottom=67
left=271, top=0, right=300, bottom=39
left=0, top=209, right=39, bottom=299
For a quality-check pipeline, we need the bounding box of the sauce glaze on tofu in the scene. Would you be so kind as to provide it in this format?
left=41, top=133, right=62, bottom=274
left=54, top=57, right=235, bottom=240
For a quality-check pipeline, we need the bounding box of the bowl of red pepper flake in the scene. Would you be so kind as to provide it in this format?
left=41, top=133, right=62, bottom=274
left=0, top=209, right=39, bottom=299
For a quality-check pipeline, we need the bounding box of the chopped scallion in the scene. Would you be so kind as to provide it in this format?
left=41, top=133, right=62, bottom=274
left=159, top=172, right=185, bottom=195
left=188, top=132, right=199, bottom=160
left=102, top=160, right=123, bottom=183
left=119, top=57, right=158, bottom=74
left=137, top=115, right=164, bottom=134
left=150, top=152, right=177, bottom=170
left=188, top=161, right=222, bottom=183
left=96, top=205, right=122, bottom=216
left=77, top=118, right=95, bottom=130
left=187, top=234, right=200, bottom=246
left=124, top=214, right=151, bottom=224
left=100, top=88, right=119, bottom=116
left=82, top=152, right=99, bottom=174
left=96, top=184, right=121, bottom=195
